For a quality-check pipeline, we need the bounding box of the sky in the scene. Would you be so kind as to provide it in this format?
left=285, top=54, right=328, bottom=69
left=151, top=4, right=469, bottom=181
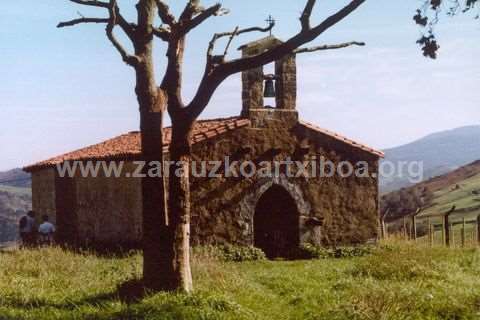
left=1, top=0, right=479, bottom=171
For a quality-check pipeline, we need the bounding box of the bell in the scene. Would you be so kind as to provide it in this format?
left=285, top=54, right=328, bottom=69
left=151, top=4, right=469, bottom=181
left=263, top=78, right=276, bottom=98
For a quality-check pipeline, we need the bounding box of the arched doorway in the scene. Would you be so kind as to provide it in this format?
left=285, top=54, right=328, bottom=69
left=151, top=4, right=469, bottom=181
left=254, top=185, right=300, bottom=258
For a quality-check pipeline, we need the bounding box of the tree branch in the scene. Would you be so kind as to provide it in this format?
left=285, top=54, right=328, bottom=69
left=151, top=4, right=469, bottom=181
left=207, top=23, right=275, bottom=60
left=301, top=0, right=316, bottom=31
left=223, top=27, right=240, bottom=57
left=106, top=0, right=140, bottom=67
left=115, top=12, right=136, bottom=40
left=57, top=17, right=109, bottom=28
left=181, top=3, right=223, bottom=35
left=222, top=0, right=366, bottom=73
left=179, top=0, right=203, bottom=22
left=67, top=0, right=109, bottom=8
left=61, top=0, right=136, bottom=40
left=152, top=26, right=170, bottom=41
left=205, top=22, right=275, bottom=71
left=154, top=0, right=176, bottom=25
left=294, top=41, right=365, bottom=53
left=187, top=0, right=366, bottom=120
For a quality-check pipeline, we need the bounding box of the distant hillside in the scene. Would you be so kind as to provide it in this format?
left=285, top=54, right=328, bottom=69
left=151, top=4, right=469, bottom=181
left=0, top=191, right=31, bottom=243
left=380, top=125, right=480, bottom=193
left=381, top=160, right=480, bottom=223
left=0, top=168, right=31, bottom=243
left=0, top=168, right=31, bottom=188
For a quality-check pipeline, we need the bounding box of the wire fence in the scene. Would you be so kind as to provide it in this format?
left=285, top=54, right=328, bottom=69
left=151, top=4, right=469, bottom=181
left=383, top=213, right=480, bottom=247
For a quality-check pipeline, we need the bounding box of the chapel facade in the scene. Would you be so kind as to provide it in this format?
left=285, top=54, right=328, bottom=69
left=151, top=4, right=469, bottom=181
left=24, top=36, right=384, bottom=257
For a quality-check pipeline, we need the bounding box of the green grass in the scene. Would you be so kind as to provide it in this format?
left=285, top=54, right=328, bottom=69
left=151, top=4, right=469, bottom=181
left=420, top=173, right=480, bottom=220
left=1, top=242, right=480, bottom=320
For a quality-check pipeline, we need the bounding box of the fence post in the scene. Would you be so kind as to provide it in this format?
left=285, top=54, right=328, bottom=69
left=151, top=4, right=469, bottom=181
left=443, top=214, right=450, bottom=247
left=381, top=218, right=387, bottom=240
left=411, top=215, right=417, bottom=241
left=441, top=223, right=445, bottom=246
left=451, top=223, right=455, bottom=247
left=461, top=217, right=466, bottom=247
left=428, top=218, right=433, bottom=247
left=477, top=214, right=480, bottom=246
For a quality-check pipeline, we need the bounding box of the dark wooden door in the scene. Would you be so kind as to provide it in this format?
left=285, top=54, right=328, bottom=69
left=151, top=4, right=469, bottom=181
left=254, top=185, right=299, bottom=258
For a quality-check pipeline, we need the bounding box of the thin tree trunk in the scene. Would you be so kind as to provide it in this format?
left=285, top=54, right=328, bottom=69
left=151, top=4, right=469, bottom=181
left=168, top=120, right=194, bottom=292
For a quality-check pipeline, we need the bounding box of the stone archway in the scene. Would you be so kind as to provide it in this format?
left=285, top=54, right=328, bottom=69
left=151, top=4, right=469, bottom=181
left=254, top=184, right=300, bottom=258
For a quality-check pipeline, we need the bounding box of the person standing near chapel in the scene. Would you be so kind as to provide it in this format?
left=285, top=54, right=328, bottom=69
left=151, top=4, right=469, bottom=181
left=19, top=210, right=36, bottom=247
left=38, top=215, right=56, bottom=246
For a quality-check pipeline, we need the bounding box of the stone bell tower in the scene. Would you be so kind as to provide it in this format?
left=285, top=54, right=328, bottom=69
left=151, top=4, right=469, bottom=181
left=239, top=36, right=298, bottom=126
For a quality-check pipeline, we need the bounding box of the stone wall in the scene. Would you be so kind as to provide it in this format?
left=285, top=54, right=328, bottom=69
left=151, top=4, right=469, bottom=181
left=73, top=162, right=142, bottom=246
left=189, top=120, right=379, bottom=247
left=32, top=122, right=379, bottom=248
left=241, top=66, right=264, bottom=115
left=275, top=55, right=296, bottom=110
left=31, top=168, right=56, bottom=224
left=32, top=164, right=142, bottom=246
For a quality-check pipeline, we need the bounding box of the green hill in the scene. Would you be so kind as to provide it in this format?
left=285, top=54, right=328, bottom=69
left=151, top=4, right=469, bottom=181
left=0, top=168, right=31, bottom=188
left=419, top=172, right=480, bottom=221
left=0, top=169, right=32, bottom=243
left=0, top=187, right=31, bottom=243
left=381, top=160, right=480, bottom=225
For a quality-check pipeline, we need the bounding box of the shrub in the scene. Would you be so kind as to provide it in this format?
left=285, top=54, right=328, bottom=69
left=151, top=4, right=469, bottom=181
left=216, top=245, right=267, bottom=262
left=295, top=244, right=332, bottom=259
left=296, top=243, right=374, bottom=260
left=193, top=245, right=266, bottom=262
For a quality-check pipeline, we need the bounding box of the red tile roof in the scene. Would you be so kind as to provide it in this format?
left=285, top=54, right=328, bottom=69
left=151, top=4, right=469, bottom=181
left=24, top=116, right=383, bottom=172
left=300, top=120, right=385, bottom=158
left=24, top=117, right=250, bottom=172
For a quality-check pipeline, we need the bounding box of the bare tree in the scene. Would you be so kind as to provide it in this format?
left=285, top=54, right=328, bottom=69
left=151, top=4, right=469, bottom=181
left=414, top=0, right=479, bottom=58
left=58, top=0, right=366, bottom=292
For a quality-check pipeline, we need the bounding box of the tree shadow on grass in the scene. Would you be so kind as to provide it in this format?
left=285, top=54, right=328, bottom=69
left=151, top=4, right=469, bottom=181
left=63, top=242, right=142, bottom=259
left=0, top=291, right=118, bottom=310
left=0, top=279, right=237, bottom=320
left=0, top=279, right=148, bottom=312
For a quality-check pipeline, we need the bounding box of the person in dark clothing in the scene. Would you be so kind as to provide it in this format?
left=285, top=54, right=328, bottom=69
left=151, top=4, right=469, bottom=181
left=19, top=211, right=36, bottom=247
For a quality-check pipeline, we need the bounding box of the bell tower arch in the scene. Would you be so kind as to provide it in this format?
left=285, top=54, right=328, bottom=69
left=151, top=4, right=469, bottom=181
left=239, top=36, right=298, bottom=125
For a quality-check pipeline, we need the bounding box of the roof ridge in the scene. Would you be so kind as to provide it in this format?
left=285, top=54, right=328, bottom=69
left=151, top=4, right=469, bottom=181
left=299, top=120, right=384, bottom=158
left=130, top=116, right=242, bottom=132
left=195, top=115, right=242, bottom=123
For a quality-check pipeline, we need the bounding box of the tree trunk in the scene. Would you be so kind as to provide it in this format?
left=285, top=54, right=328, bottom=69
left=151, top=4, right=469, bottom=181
left=134, top=0, right=178, bottom=291
left=168, top=120, right=194, bottom=292
left=140, top=106, right=175, bottom=291
left=136, top=64, right=175, bottom=290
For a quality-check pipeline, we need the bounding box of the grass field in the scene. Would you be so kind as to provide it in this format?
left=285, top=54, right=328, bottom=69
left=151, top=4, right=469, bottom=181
left=419, top=173, right=480, bottom=222
left=407, top=173, right=480, bottom=247
left=1, top=242, right=480, bottom=320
